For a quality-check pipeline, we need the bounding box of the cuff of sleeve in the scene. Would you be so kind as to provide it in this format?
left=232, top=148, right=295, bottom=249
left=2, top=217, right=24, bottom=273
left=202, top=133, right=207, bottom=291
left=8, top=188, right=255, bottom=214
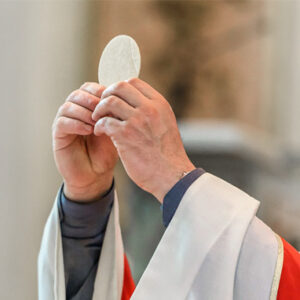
left=162, top=168, right=205, bottom=227
left=58, top=181, right=114, bottom=239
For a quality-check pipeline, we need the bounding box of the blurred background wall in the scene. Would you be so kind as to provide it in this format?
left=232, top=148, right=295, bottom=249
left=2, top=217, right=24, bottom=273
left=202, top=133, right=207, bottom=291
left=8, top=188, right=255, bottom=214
left=1, top=1, right=300, bottom=299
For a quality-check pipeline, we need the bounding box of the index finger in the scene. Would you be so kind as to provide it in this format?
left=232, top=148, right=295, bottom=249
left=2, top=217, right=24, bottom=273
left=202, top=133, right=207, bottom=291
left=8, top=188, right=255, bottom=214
left=102, top=81, right=146, bottom=107
left=126, top=78, right=162, bottom=100
left=80, top=82, right=106, bottom=98
left=66, top=89, right=100, bottom=112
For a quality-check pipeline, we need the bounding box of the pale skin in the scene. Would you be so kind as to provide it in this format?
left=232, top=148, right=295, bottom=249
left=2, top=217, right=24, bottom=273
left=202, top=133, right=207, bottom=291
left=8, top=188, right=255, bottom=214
left=52, top=82, right=118, bottom=201
left=52, top=78, right=195, bottom=203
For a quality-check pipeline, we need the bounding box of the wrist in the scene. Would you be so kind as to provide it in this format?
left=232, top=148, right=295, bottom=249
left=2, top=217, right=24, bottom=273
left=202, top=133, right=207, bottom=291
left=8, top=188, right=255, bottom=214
left=64, top=173, right=113, bottom=203
left=152, top=163, right=196, bottom=203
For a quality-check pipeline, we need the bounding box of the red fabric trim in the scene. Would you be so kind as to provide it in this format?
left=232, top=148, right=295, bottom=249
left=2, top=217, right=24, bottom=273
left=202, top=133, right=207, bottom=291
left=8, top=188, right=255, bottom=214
left=277, top=237, right=300, bottom=299
left=121, top=254, right=135, bottom=300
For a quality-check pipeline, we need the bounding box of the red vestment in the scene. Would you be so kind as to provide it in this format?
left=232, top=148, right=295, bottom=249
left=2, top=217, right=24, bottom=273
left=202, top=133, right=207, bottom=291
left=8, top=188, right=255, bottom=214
left=277, top=238, right=300, bottom=299
left=121, top=239, right=300, bottom=299
left=121, top=255, right=135, bottom=300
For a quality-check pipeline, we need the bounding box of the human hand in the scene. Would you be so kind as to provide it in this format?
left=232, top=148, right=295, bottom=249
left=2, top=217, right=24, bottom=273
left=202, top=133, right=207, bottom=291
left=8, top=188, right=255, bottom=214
left=52, top=83, right=118, bottom=202
left=92, top=78, right=195, bottom=203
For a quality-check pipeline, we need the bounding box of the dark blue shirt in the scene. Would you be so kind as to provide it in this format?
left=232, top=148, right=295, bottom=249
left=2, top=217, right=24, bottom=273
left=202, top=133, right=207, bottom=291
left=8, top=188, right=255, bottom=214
left=59, top=168, right=205, bottom=299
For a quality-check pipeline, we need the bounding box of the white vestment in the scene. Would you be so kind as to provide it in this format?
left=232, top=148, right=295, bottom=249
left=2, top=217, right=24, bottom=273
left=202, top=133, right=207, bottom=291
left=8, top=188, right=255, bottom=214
left=38, top=173, right=283, bottom=300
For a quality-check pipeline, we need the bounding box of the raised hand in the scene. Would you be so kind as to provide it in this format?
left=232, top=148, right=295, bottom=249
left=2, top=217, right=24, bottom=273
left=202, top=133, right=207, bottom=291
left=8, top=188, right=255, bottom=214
left=52, top=82, right=118, bottom=202
left=92, top=78, right=195, bottom=203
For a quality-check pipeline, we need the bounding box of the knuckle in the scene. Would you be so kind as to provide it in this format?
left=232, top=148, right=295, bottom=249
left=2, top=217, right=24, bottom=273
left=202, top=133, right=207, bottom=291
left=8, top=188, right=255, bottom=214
left=57, top=105, right=64, bottom=115
left=127, top=77, right=139, bottom=85
left=92, top=82, right=103, bottom=90
left=64, top=101, right=72, bottom=110
left=66, top=89, right=82, bottom=103
left=94, top=120, right=100, bottom=129
left=105, top=96, right=117, bottom=107
left=115, top=81, right=126, bottom=91
left=80, top=82, right=91, bottom=89
left=59, top=102, right=72, bottom=115
left=145, top=105, right=159, bottom=119
left=138, top=116, right=148, bottom=128
left=81, top=82, right=103, bottom=96
left=66, top=90, right=77, bottom=101
left=94, top=124, right=100, bottom=135
left=57, top=104, right=65, bottom=115
left=86, top=96, right=96, bottom=108
left=73, top=89, right=82, bottom=99
left=98, top=117, right=107, bottom=127
left=100, top=117, right=107, bottom=126
left=55, top=117, right=64, bottom=130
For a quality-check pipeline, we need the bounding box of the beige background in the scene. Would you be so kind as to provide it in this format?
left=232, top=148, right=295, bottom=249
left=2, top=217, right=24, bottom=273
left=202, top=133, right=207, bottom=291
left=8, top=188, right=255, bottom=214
left=1, top=1, right=300, bottom=299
